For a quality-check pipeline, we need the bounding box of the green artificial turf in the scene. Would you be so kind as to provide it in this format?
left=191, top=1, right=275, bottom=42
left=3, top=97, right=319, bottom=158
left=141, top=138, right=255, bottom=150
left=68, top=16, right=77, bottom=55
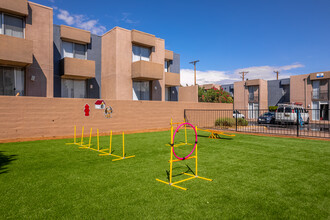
left=0, top=130, right=329, bottom=219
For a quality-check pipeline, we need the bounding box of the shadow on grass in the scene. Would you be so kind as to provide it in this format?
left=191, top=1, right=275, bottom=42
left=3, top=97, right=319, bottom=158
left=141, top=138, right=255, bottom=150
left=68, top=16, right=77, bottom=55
left=166, top=165, right=195, bottom=181
left=197, top=134, right=233, bottom=140
left=0, top=151, right=17, bottom=174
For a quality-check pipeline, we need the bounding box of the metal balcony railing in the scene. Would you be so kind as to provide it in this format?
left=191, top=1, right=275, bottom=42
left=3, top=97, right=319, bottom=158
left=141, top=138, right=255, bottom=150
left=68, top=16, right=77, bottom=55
left=248, top=94, right=259, bottom=103
left=312, top=90, right=329, bottom=101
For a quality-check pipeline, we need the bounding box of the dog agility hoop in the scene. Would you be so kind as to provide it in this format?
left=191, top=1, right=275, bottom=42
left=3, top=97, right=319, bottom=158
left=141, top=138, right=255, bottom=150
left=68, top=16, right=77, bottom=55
left=172, top=122, right=197, bottom=160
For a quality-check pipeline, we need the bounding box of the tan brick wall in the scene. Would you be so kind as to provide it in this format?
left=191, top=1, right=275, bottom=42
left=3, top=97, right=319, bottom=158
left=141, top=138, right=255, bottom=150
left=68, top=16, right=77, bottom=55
left=0, top=96, right=233, bottom=141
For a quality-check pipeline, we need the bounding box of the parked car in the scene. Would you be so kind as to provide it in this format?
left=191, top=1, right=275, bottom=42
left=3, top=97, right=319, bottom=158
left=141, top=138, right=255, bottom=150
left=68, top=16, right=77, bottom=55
left=233, top=110, right=245, bottom=119
left=258, top=112, right=275, bottom=124
left=275, top=104, right=309, bottom=124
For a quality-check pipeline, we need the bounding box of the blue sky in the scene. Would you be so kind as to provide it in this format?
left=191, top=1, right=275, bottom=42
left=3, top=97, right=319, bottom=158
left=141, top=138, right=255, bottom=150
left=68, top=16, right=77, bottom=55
left=34, top=0, right=330, bottom=85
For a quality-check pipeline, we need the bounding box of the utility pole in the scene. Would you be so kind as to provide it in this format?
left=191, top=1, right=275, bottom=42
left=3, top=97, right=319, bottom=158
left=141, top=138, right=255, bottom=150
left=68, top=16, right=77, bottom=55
left=189, top=60, right=199, bottom=86
left=274, top=71, right=279, bottom=80
left=239, top=71, right=249, bottom=81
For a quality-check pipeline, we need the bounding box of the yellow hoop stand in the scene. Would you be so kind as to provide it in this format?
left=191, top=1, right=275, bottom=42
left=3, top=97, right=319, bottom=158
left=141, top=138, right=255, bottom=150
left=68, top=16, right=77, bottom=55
left=98, top=131, right=135, bottom=162
left=197, top=128, right=236, bottom=139
left=156, top=122, right=212, bottom=191
left=66, top=126, right=85, bottom=146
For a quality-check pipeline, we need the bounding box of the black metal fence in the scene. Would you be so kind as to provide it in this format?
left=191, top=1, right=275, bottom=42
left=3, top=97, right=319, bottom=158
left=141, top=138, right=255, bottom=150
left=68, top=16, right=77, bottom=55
left=184, top=108, right=330, bottom=138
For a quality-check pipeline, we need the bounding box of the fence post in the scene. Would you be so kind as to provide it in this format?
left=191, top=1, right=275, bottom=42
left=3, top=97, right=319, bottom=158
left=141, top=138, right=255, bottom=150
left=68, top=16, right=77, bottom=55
left=184, top=109, right=186, bottom=122
left=235, top=111, right=238, bottom=132
left=296, top=110, right=299, bottom=137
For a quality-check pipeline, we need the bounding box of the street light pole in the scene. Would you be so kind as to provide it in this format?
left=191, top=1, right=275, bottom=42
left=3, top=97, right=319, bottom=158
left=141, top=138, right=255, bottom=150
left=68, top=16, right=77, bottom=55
left=189, top=60, right=199, bottom=86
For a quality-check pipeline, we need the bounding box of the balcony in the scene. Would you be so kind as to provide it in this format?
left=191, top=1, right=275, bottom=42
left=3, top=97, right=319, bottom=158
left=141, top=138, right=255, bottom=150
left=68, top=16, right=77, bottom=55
left=312, top=90, right=329, bottom=101
left=0, top=0, right=28, bottom=16
left=248, top=94, right=259, bottom=103
left=131, top=30, right=155, bottom=47
left=0, top=34, right=33, bottom=67
left=60, top=25, right=91, bottom=44
left=131, top=60, right=163, bottom=80
left=61, top=57, right=95, bottom=79
left=165, top=72, right=180, bottom=87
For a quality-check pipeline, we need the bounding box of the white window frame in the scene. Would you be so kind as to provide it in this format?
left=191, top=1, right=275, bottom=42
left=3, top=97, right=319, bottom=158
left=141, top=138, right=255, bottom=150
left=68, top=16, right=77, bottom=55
left=132, top=45, right=151, bottom=62
left=165, top=60, right=170, bottom=72
left=61, top=41, right=87, bottom=60
left=0, top=66, right=25, bottom=96
left=0, top=12, right=25, bottom=38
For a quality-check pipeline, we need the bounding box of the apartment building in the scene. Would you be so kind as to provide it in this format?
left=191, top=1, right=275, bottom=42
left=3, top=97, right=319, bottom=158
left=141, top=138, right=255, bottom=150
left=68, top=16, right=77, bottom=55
left=0, top=0, right=53, bottom=97
left=201, top=84, right=221, bottom=90
left=267, top=78, right=290, bottom=106
left=290, top=71, right=329, bottom=120
left=233, top=71, right=329, bottom=121
left=101, top=28, right=180, bottom=101
left=53, top=25, right=101, bottom=99
left=234, top=79, right=268, bottom=118
left=221, top=84, right=234, bottom=97
left=0, top=0, right=181, bottom=102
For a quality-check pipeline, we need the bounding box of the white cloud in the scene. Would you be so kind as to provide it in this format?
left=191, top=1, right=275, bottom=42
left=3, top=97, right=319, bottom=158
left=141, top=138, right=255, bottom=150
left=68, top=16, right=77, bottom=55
left=233, top=63, right=304, bottom=81
left=121, top=12, right=139, bottom=24
left=180, top=69, right=239, bottom=86
left=180, top=63, right=304, bottom=86
left=57, top=9, right=106, bottom=35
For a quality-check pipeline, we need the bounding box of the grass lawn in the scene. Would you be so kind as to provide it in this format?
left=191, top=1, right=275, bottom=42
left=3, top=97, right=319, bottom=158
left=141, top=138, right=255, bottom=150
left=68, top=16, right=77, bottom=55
left=0, top=130, right=329, bottom=219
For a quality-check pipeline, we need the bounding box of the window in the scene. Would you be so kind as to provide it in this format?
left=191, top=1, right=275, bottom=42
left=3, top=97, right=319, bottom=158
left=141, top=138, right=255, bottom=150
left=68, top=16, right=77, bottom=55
left=132, top=81, right=150, bottom=100
left=132, top=45, right=151, bottom=62
left=0, top=13, right=24, bottom=38
left=312, top=80, right=320, bottom=99
left=61, top=79, right=86, bottom=98
left=164, top=60, right=170, bottom=72
left=62, top=41, right=87, bottom=59
left=165, top=87, right=170, bottom=101
left=0, top=67, right=24, bottom=96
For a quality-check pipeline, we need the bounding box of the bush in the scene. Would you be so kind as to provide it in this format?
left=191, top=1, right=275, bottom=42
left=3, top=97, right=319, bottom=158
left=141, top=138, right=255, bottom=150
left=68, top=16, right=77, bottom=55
left=269, top=106, right=278, bottom=112
left=237, top=118, right=248, bottom=126
left=198, top=86, right=233, bottom=103
left=215, top=117, right=248, bottom=127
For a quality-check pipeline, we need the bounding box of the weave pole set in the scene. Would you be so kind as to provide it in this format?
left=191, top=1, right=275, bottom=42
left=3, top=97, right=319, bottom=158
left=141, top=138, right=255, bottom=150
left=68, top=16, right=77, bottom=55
left=65, top=126, right=135, bottom=162
left=156, top=119, right=212, bottom=191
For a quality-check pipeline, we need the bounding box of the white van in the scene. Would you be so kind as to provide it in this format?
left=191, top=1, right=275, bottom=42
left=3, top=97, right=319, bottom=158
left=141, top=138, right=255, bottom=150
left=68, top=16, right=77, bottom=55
left=275, top=104, right=309, bottom=124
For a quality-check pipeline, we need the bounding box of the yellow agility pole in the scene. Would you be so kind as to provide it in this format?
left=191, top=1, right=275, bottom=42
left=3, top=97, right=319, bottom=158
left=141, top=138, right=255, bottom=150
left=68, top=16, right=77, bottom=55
left=66, top=125, right=79, bottom=145
left=79, top=128, right=92, bottom=149
left=184, top=118, right=187, bottom=144
left=156, top=124, right=212, bottom=191
left=111, top=132, right=135, bottom=161
left=75, top=126, right=85, bottom=146
left=89, top=128, right=102, bottom=152
left=169, top=125, right=173, bottom=184
left=99, top=131, right=135, bottom=161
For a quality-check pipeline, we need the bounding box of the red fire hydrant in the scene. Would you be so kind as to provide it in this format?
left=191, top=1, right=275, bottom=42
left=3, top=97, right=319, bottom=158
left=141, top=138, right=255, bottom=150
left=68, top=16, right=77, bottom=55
left=84, top=104, right=90, bottom=116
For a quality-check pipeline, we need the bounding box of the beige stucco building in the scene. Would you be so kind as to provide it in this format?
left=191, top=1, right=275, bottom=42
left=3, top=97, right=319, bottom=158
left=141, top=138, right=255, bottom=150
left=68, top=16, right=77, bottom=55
left=234, top=79, right=268, bottom=118
left=0, top=0, right=53, bottom=97
left=0, top=0, right=193, bottom=102
left=233, top=72, right=329, bottom=121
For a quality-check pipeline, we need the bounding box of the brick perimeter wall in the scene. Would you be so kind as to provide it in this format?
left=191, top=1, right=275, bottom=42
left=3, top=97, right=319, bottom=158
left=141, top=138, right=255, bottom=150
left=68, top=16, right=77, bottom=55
left=0, top=96, right=232, bottom=141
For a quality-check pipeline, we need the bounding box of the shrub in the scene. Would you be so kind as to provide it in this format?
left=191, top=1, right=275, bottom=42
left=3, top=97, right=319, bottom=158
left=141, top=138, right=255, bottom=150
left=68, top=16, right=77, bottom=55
left=269, top=106, right=278, bottom=112
left=215, top=117, right=248, bottom=127
left=237, top=118, right=248, bottom=126
left=198, top=86, right=233, bottom=103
